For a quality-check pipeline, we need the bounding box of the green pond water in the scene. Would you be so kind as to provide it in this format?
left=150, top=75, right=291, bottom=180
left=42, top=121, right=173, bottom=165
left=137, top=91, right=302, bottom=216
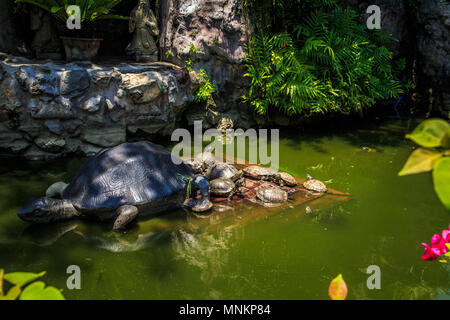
left=0, top=118, right=449, bottom=300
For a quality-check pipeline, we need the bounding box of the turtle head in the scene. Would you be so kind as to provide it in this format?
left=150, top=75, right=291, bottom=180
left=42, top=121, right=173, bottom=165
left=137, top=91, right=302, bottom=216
left=306, top=173, right=313, bottom=180
left=18, top=197, right=78, bottom=223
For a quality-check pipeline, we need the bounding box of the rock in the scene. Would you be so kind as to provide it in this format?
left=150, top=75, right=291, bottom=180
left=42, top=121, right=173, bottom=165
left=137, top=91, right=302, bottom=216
left=23, top=145, right=57, bottom=161
left=35, top=136, right=66, bottom=153
left=89, top=68, right=121, bottom=87
left=121, top=72, right=162, bottom=104
left=44, top=120, right=61, bottom=135
left=79, top=143, right=102, bottom=157
left=128, top=121, right=168, bottom=135
left=15, top=66, right=59, bottom=96
left=0, top=81, right=22, bottom=111
left=81, top=126, right=126, bottom=147
left=10, top=139, right=30, bottom=153
left=82, top=96, right=104, bottom=113
left=28, top=98, right=73, bottom=119
left=160, top=0, right=252, bottom=128
left=105, top=98, right=115, bottom=110
left=18, top=123, right=41, bottom=138
left=59, top=67, right=90, bottom=97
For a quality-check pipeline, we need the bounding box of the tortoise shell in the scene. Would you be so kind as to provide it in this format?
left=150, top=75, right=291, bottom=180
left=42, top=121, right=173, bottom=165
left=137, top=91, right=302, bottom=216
left=210, top=178, right=235, bottom=196
left=62, top=141, right=194, bottom=212
left=243, top=166, right=278, bottom=179
left=256, top=187, right=288, bottom=203
left=303, top=179, right=327, bottom=193
left=277, top=172, right=298, bottom=187
left=207, top=163, right=239, bottom=181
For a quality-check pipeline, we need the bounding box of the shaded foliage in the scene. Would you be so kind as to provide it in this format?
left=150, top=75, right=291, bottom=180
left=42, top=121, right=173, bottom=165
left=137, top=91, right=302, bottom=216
left=243, top=0, right=403, bottom=116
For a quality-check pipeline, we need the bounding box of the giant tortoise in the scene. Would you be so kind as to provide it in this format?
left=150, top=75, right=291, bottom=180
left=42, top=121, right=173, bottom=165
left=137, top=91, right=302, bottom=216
left=18, top=141, right=213, bottom=230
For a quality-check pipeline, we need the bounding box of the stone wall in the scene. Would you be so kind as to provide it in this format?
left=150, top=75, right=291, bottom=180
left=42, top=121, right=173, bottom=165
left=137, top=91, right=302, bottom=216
left=0, top=56, right=196, bottom=160
left=159, top=0, right=257, bottom=130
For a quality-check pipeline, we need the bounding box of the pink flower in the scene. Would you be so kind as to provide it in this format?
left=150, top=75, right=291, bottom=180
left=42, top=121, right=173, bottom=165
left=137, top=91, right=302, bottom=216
left=430, top=234, right=448, bottom=255
left=442, top=225, right=450, bottom=243
left=421, top=242, right=441, bottom=261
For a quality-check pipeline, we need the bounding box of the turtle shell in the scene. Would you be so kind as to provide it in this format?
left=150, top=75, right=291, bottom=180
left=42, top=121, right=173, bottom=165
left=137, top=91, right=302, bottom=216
left=256, top=187, right=288, bottom=203
left=243, top=166, right=277, bottom=179
left=62, top=141, right=194, bottom=212
left=207, top=163, right=239, bottom=180
left=210, top=178, right=235, bottom=196
left=278, top=172, right=298, bottom=187
left=303, top=179, right=327, bottom=193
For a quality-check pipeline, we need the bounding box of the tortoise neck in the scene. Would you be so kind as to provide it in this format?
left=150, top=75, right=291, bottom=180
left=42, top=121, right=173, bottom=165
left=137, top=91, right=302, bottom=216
left=52, top=199, right=80, bottom=221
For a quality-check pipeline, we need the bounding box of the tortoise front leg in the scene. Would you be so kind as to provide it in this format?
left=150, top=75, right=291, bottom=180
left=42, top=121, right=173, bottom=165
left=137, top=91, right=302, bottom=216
left=113, top=205, right=139, bottom=231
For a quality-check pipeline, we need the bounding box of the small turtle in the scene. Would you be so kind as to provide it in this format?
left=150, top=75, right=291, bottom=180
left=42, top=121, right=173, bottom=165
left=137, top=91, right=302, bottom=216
left=256, top=186, right=288, bottom=204
left=305, top=206, right=314, bottom=214
left=207, top=163, right=242, bottom=181
left=194, top=147, right=217, bottom=171
left=243, top=166, right=278, bottom=182
left=210, top=178, right=242, bottom=201
left=184, top=158, right=203, bottom=174
left=210, top=178, right=235, bottom=197
left=303, top=174, right=327, bottom=193
left=272, top=172, right=298, bottom=187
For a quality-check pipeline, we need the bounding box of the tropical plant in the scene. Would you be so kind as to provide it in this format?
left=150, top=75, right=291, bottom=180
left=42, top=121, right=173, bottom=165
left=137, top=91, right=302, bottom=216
left=0, top=269, right=65, bottom=300
left=242, top=0, right=403, bottom=116
left=195, top=69, right=215, bottom=102
left=14, top=0, right=129, bottom=25
left=399, top=119, right=450, bottom=209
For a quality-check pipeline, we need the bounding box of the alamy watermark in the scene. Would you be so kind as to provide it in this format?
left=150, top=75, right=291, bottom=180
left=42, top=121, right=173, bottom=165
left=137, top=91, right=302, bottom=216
left=366, top=265, right=381, bottom=290
left=171, top=121, right=280, bottom=169
left=66, top=5, right=81, bottom=30
left=366, top=5, right=381, bottom=30
left=66, top=265, right=81, bottom=290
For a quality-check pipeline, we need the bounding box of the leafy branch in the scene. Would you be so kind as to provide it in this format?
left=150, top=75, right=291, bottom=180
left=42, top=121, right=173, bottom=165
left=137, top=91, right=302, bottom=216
left=399, top=119, right=450, bottom=209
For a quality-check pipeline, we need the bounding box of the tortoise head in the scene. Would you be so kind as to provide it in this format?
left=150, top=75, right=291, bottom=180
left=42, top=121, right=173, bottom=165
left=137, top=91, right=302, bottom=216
left=18, top=197, right=78, bottom=223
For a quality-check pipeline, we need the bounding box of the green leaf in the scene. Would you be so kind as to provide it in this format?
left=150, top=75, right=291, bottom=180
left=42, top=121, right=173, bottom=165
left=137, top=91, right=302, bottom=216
left=4, top=271, right=46, bottom=288
left=50, top=6, right=62, bottom=14
left=19, top=282, right=65, bottom=300
left=433, top=157, right=450, bottom=210
left=406, top=119, right=450, bottom=148
left=398, top=148, right=443, bottom=176
left=328, top=274, right=348, bottom=300
left=0, top=286, right=21, bottom=300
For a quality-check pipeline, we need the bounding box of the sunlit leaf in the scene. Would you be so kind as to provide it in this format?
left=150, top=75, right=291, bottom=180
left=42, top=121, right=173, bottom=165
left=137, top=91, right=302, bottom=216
left=398, top=148, right=443, bottom=176
left=0, top=286, right=21, bottom=300
left=19, top=282, right=65, bottom=300
left=406, top=119, right=450, bottom=148
left=432, top=157, right=450, bottom=210
left=328, top=274, right=348, bottom=300
left=4, top=271, right=46, bottom=288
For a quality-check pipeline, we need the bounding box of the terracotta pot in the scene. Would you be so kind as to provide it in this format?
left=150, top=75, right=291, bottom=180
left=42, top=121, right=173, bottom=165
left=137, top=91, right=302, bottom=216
left=60, top=37, right=103, bottom=62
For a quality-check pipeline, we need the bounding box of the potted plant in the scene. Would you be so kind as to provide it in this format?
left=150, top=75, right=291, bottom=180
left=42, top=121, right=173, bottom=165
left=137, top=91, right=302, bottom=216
left=14, top=0, right=130, bottom=61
